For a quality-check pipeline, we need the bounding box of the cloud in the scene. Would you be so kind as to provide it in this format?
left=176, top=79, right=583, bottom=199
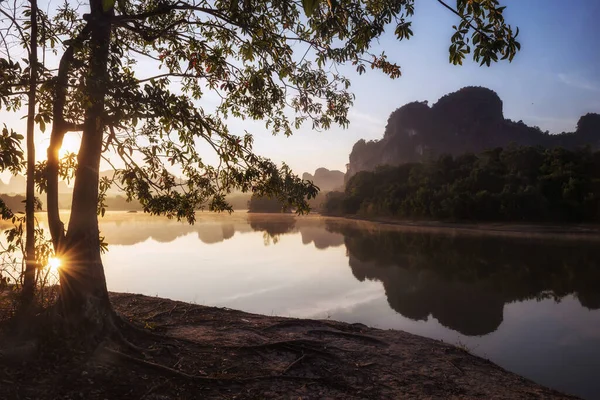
left=557, top=73, right=600, bottom=92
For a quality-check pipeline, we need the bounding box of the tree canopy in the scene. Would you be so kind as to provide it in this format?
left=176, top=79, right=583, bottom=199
left=325, top=146, right=600, bottom=222
left=0, top=0, right=520, bottom=322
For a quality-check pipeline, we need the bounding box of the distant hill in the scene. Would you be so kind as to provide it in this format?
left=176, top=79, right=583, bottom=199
left=0, top=174, right=26, bottom=194
left=0, top=170, right=256, bottom=212
left=0, top=170, right=115, bottom=195
left=302, top=168, right=345, bottom=192
left=347, top=86, right=600, bottom=179
left=0, top=194, right=25, bottom=215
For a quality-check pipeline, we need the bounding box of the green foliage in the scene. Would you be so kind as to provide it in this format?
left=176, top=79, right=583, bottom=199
left=97, top=176, right=112, bottom=217
left=325, top=146, right=600, bottom=223
left=34, top=152, right=78, bottom=194
left=447, top=0, right=520, bottom=66
left=0, top=126, right=24, bottom=175
left=301, top=0, right=320, bottom=17
left=0, top=213, right=57, bottom=299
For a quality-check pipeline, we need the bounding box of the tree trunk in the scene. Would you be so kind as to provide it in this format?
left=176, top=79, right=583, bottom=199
left=22, top=0, right=39, bottom=304
left=58, top=1, right=113, bottom=329
left=46, top=20, right=91, bottom=252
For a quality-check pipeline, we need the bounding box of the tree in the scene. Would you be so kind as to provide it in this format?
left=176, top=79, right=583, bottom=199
left=1, top=0, right=520, bottom=336
left=22, top=0, right=39, bottom=304
left=247, top=194, right=291, bottom=213
left=0, top=0, right=41, bottom=305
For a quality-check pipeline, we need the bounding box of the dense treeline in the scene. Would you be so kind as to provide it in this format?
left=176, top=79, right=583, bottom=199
left=324, top=146, right=600, bottom=222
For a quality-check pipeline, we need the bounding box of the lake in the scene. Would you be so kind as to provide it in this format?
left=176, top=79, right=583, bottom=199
left=14, top=212, right=600, bottom=398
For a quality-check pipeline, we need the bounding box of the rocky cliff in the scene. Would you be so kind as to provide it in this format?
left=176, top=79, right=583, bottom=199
left=347, top=86, right=600, bottom=179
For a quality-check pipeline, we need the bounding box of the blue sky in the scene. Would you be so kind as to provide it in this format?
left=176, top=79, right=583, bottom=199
left=2, top=0, right=599, bottom=182
left=251, top=0, right=600, bottom=174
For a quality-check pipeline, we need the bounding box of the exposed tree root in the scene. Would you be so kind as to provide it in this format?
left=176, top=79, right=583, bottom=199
left=282, top=353, right=307, bottom=375
left=227, top=338, right=339, bottom=358
left=149, top=304, right=178, bottom=320
left=112, top=313, right=215, bottom=351
left=150, top=319, right=213, bottom=329
left=307, top=329, right=388, bottom=346
left=261, top=319, right=329, bottom=331
left=448, top=360, right=465, bottom=374
left=226, top=338, right=321, bottom=350
left=103, top=348, right=326, bottom=384
left=109, top=328, right=160, bottom=355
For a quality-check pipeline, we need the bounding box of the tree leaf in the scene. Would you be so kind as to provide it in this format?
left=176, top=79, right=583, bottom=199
left=302, top=0, right=320, bottom=17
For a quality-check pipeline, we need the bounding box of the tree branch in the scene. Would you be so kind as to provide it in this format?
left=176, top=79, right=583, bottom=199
left=0, top=5, right=30, bottom=58
left=435, top=0, right=491, bottom=41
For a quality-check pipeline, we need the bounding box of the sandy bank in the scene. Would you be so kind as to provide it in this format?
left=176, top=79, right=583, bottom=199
left=0, top=292, right=579, bottom=399
left=108, top=293, right=576, bottom=399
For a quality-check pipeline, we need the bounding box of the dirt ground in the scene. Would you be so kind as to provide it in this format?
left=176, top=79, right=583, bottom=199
left=0, top=292, right=577, bottom=399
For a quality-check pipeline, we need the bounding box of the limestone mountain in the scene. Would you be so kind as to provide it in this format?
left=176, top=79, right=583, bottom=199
left=302, top=168, right=345, bottom=192
left=0, top=174, right=26, bottom=194
left=347, top=86, right=600, bottom=179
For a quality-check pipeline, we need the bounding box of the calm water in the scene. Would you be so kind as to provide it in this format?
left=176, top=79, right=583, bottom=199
left=35, top=212, right=600, bottom=398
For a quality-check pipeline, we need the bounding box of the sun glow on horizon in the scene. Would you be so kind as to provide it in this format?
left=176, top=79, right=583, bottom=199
left=48, top=257, right=62, bottom=272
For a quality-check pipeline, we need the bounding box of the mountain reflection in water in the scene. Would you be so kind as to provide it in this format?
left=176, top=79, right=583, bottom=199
left=324, top=220, right=600, bottom=336
left=97, top=212, right=600, bottom=338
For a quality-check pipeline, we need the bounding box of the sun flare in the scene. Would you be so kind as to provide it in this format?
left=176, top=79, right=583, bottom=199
left=48, top=257, right=62, bottom=272
left=58, top=133, right=82, bottom=159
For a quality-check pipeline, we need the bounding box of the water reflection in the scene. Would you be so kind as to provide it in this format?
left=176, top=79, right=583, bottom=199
left=96, top=212, right=600, bottom=337
left=322, top=221, right=600, bottom=336
left=96, top=214, right=249, bottom=245
left=94, top=212, right=345, bottom=250
left=247, top=215, right=296, bottom=245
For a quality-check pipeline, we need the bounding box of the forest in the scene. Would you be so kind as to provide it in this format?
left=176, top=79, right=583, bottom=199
left=324, top=146, right=600, bottom=223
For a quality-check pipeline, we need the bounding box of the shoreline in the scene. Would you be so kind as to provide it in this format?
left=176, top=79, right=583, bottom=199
left=320, top=213, right=600, bottom=240
left=0, top=292, right=579, bottom=399
left=6, top=209, right=600, bottom=242
left=113, top=292, right=576, bottom=398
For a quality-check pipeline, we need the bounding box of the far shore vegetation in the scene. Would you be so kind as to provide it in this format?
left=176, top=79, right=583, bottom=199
left=324, top=146, right=600, bottom=223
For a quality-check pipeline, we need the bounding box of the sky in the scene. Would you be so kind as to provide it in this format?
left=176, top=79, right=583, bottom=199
left=1, top=0, right=599, bottom=182
left=251, top=0, right=600, bottom=174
